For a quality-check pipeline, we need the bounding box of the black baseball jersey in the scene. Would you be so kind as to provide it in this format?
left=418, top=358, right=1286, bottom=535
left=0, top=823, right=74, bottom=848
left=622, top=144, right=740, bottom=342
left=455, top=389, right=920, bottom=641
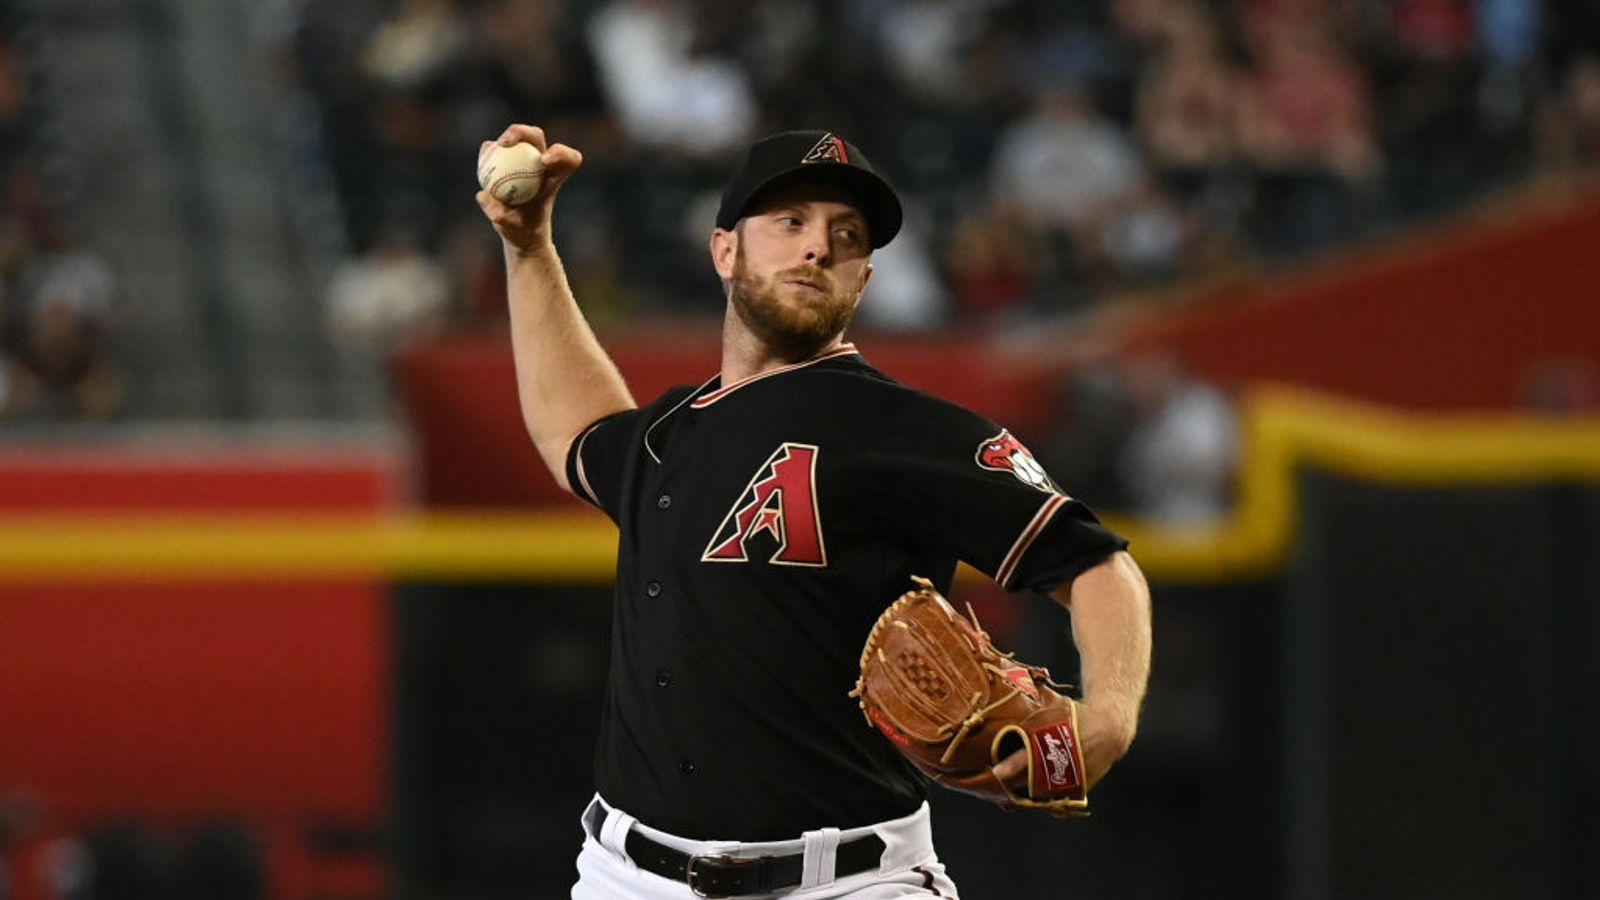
left=565, top=344, right=1127, bottom=841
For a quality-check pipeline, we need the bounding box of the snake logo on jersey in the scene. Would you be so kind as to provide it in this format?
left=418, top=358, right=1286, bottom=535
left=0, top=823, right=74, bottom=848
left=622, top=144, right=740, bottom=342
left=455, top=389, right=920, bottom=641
left=702, top=443, right=828, bottom=567
left=976, top=429, right=1059, bottom=494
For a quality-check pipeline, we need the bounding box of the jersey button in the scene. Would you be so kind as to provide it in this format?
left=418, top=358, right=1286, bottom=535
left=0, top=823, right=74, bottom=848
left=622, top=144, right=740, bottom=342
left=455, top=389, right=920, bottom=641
left=655, top=669, right=672, bottom=688
left=678, top=759, right=696, bottom=776
left=656, top=494, right=672, bottom=510
left=645, top=580, right=662, bottom=598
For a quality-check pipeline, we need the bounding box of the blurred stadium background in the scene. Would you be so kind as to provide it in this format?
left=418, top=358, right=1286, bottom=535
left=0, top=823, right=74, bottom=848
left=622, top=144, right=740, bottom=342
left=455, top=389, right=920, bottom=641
left=1, top=0, right=1598, bottom=898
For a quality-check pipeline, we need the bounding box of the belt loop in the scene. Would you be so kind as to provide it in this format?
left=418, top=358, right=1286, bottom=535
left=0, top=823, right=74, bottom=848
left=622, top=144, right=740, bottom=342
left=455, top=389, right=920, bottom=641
left=599, top=805, right=637, bottom=859
left=580, top=797, right=601, bottom=837
left=799, top=827, right=842, bottom=888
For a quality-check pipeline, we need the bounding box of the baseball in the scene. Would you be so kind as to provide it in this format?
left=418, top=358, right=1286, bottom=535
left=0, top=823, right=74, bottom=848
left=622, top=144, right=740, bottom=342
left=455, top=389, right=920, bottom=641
left=477, top=141, right=545, bottom=206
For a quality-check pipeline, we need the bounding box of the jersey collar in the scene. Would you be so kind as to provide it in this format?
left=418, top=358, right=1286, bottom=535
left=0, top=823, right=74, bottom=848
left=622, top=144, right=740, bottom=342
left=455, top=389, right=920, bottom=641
left=688, top=344, right=861, bottom=409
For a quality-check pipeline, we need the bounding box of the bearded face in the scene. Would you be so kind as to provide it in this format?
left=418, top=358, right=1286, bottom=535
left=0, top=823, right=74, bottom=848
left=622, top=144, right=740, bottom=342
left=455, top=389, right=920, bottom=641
left=727, top=237, right=860, bottom=361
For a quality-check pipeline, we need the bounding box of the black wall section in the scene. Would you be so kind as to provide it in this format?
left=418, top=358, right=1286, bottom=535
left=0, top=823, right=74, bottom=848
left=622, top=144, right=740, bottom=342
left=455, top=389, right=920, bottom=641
left=392, top=583, right=613, bottom=899
left=1284, top=475, right=1594, bottom=900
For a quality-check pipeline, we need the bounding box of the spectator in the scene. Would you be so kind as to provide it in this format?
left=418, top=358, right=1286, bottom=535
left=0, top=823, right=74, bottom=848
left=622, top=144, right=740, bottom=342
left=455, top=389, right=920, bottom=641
left=12, top=218, right=121, bottom=420
left=1134, top=1, right=1250, bottom=246
left=1537, top=54, right=1600, bottom=173
left=1238, top=21, right=1380, bottom=184
left=1035, top=361, right=1138, bottom=513
left=860, top=0, right=994, bottom=107
left=1374, top=0, right=1490, bottom=215
left=1236, top=20, right=1383, bottom=256
left=467, top=0, right=609, bottom=148
left=361, top=0, right=468, bottom=91
left=991, top=82, right=1146, bottom=235
left=586, top=0, right=757, bottom=159
left=849, top=208, right=950, bottom=332
left=1474, top=0, right=1542, bottom=138
left=1116, top=352, right=1239, bottom=525
left=989, top=81, right=1186, bottom=300
left=943, top=203, right=1040, bottom=324
left=1093, top=180, right=1191, bottom=286
left=358, top=0, right=470, bottom=234
left=326, top=222, right=450, bottom=353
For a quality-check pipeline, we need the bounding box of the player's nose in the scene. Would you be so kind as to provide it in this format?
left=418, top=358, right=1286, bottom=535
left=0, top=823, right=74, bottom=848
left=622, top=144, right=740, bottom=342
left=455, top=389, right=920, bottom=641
left=801, top=222, right=832, bottom=265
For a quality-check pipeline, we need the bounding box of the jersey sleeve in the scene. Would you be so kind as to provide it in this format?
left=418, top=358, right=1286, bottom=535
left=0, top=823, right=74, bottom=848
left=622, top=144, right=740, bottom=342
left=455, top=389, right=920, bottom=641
left=855, top=394, right=1128, bottom=593
left=564, top=407, right=644, bottom=521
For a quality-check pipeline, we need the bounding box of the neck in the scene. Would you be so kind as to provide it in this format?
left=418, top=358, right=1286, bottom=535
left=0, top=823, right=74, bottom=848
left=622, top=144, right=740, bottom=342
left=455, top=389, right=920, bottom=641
left=719, top=302, right=847, bottom=385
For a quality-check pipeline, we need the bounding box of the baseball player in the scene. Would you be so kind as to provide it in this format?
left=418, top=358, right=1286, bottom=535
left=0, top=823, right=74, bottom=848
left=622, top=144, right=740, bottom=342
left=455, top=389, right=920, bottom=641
left=477, top=124, right=1152, bottom=899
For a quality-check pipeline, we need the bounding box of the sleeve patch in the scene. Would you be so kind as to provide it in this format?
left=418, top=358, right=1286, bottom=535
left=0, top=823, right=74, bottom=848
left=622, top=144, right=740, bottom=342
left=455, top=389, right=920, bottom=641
left=975, top=429, right=1061, bottom=494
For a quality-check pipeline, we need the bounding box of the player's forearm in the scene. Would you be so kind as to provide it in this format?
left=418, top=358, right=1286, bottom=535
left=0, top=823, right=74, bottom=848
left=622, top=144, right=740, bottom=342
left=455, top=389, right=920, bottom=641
left=504, top=241, right=635, bottom=486
left=1055, top=551, right=1152, bottom=752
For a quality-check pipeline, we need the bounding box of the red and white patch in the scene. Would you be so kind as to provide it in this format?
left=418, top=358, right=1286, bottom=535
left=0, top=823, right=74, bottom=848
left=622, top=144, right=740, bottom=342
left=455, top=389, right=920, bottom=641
left=1002, top=666, right=1040, bottom=701
left=1030, top=722, right=1084, bottom=796
left=975, top=430, right=1059, bottom=494
left=702, top=443, right=828, bottom=567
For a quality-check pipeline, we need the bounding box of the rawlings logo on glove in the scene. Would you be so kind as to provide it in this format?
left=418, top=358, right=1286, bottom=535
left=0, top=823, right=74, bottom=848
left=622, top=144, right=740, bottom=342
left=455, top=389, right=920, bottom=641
left=849, top=576, right=1089, bottom=816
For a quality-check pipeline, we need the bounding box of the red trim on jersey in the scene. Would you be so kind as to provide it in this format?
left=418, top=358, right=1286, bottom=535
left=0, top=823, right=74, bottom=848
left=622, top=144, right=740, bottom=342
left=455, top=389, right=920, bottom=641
left=996, top=493, right=1068, bottom=588
left=689, top=344, right=860, bottom=409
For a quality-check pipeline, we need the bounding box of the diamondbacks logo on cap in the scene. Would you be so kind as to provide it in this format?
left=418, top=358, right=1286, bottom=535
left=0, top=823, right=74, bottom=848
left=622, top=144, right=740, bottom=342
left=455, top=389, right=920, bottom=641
left=802, top=134, right=849, bottom=165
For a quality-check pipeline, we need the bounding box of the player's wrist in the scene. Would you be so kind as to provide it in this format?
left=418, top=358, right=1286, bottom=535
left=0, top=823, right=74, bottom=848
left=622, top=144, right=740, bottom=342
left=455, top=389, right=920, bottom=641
left=502, top=231, right=558, bottom=263
left=1078, top=695, right=1140, bottom=756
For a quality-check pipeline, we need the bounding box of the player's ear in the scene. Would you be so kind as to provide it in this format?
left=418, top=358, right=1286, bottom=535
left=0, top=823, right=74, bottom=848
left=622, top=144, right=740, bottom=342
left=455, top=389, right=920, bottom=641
left=710, top=227, right=738, bottom=279
left=852, top=263, right=874, bottom=306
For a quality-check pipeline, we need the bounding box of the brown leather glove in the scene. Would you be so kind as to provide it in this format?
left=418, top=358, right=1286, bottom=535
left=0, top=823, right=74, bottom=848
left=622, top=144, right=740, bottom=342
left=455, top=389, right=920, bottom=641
left=849, top=576, right=1089, bottom=816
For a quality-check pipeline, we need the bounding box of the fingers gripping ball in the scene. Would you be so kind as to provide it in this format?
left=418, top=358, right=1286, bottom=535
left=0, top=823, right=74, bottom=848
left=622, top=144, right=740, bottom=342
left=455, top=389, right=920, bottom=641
left=850, top=577, right=1090, bottom=816
left=477, top=142, right=545, bottom=206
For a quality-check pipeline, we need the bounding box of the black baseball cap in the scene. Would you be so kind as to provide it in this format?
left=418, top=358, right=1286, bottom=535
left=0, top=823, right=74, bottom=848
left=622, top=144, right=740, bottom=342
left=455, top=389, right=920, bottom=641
left=715, top=131, right=902, bottom=249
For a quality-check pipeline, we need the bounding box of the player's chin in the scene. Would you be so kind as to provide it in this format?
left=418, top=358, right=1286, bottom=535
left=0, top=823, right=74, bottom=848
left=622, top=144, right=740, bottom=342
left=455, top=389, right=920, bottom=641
left=760, top=317, right=838, bottom=359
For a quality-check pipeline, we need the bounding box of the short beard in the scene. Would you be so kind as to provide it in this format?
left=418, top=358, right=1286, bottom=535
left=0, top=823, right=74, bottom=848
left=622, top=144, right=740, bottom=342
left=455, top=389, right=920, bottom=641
left=728, top=244, right=857, bottom=361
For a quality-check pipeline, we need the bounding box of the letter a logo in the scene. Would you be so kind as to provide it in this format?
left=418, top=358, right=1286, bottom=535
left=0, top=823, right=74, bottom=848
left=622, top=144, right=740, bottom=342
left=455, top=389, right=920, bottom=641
left=701, top=443, right=827, bottom=567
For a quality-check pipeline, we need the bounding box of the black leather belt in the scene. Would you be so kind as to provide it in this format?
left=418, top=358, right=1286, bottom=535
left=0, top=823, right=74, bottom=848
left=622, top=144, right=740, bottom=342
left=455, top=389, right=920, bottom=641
left=585, top=804, right=886, bottom=898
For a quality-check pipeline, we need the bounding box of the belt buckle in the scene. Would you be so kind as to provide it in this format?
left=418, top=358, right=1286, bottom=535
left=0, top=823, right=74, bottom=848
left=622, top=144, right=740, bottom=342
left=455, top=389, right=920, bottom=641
left=685, top=853, right=740, bottom=898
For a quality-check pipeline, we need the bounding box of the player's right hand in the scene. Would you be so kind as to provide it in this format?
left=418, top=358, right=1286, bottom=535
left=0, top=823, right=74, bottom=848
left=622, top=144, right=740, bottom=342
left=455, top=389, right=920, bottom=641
left=476, top=123, right=583, bottom=252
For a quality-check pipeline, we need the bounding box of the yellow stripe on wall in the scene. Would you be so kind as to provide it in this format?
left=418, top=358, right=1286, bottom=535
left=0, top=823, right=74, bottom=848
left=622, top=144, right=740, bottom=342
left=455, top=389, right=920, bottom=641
left=1, top=387, right=1596, bottom=584
left=1108, top=386, right=1600, bottom=581
left=0, top=511, right=620, bottom=584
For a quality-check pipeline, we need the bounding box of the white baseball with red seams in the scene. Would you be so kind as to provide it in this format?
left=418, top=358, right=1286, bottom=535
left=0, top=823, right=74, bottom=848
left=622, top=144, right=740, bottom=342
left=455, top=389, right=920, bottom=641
left=477, top=141, right=545, bottom=206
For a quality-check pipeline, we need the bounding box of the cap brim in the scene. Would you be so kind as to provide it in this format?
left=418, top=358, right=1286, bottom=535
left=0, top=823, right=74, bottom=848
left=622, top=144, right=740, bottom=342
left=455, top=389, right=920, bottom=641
left=729, top=164, right=903, bottom=249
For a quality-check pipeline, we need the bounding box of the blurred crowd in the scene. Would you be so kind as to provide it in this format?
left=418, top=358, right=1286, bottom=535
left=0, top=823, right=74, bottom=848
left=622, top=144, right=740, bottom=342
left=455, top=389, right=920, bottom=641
left=3, top=0, right=1599, bottom=432
left=252, top=0, right=1600, bottom=521
left=0, top=21, right=122, bottom=424
left=266, top=0, right=1600, bottom=347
